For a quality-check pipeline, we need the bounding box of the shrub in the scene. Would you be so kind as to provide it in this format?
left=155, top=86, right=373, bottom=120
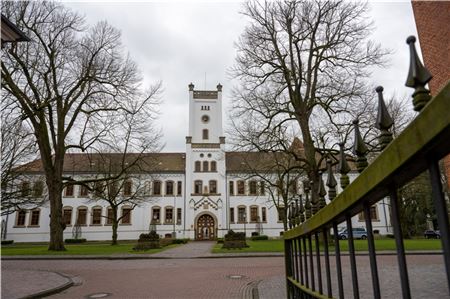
left=386, top=234, right=395, bottom=239
left=1, top=240, right=14, bottom=245
left=217, top=238, right=224, bottom=244
left=172, top=238, right=189, bottom=244
left=251, top=232, right=259, bottom=237
left=251, top=235, right=269, bottom=241
left=224, top=230, right=245, bottom=241
left=65, top=238, right=87, bottom=244
left=159, top=238, right=173, bottom=247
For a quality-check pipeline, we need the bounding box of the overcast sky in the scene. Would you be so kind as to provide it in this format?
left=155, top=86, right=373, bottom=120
left=67, top=1, right=420, bottom=152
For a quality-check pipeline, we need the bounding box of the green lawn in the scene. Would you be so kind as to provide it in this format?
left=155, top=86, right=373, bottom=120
left=1, top=243, right=180, bottom=256
left=212, top=239, right=442, bottom=254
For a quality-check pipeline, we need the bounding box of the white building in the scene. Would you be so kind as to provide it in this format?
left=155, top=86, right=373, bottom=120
left=3, top=84, right=392, bottom=242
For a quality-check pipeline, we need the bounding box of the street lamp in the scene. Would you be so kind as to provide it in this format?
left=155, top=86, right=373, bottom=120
left=243, top=213, right=246, bottom=238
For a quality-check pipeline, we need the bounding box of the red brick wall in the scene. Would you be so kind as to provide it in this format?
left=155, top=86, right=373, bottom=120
left=412, top=1, right=450, bottom=190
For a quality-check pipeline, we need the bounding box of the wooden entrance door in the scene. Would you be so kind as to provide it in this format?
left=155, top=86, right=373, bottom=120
left=196, top=214, right=215, bottom=240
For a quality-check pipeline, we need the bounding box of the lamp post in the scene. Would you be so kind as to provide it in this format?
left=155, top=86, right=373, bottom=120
left=243, top=213, right=246, bottom=238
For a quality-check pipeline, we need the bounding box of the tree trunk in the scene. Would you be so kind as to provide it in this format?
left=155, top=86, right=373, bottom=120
left=47, top=179, right=66, bottom=251
left=112, top=208, right=118, bottom=245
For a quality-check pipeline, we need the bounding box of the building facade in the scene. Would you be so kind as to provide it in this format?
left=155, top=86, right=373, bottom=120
left=3, top=84, right=392, bottom=242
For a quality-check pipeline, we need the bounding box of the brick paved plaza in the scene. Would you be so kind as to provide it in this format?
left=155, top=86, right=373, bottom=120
left=1, top=242, right=449, bottom=298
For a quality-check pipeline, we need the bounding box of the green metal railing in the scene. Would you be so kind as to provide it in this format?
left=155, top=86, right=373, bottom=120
left=284, top=36, right=450, bottom=299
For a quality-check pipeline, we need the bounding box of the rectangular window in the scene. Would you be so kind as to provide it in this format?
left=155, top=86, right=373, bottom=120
left=16, top=210, right=26, bottom=226
left=166, top=181, right=174, bottom=195
left=165, top=207, right=173, bottom=223
left=202, top=129, right=209, bottom=140
left=210, top=161, right=217, bottom=172
left=106, top=208, right=113, bottom=225
left=63, top=209, right=72, bottom=225
left=21, top=181, right=30, bottom=197
left=262, top=207, right=267, bottom=222
left=65, top=185, right=74, bottom=197
left=238, top=207, right=246, bottom=223
left=92, top=208, right=102, bottom=225
left=194, top=181, right=202, bottom=194
left=121, top=208, right=132, bottom=224
left=33, top=181, right=44, bottom=197
left=195, top=161, right=201, bottom=172
left=77, top=208, right=87, bottom=225
left=230, top=207, right=235, bottom=223
left=260, top=181, right=265, bottom=196
left=177, top=208, right=182, bottom=225
left=152, top=207, right=161, bottom=223
left=80, top=185, right=89, bottom=197
left=108, top=181, right=118, bottom=197
left=209, top=180, right=217, bottom=194
left=289, top=180, right=298, bottom=195
left=237, top=181, right=245, bottom=195
left=177, top=181, right=182, bottom=195
left=358, top=206, right=379, bottom=221
left=229, top=181, right=234, bottom=196
left=29, top=210, right=40, bottom=226
left=93, top=182, right=103, bottom=197
left=153, top=181, right=161, bottom=195
left=250, top=206, right=258, bottom=222
left=249, top=181, right=257, bottom=195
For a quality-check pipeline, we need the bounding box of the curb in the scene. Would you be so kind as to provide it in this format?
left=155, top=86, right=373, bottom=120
left=20, top=271, right=74, bottom=299
left=1, top=251, right=443, bottom=260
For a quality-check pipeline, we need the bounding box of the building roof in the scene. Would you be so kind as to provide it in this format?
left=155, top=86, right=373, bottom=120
left=1, top=14, right=30, bottom=44
left=16, top=151, right=355, bottom=175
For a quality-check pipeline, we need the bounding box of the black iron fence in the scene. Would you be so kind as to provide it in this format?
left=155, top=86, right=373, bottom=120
left=284, top=36, right=450, bottom=299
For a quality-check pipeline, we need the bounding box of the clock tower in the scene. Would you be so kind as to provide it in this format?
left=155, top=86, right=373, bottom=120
left=185, top=83, right=226, bottom=240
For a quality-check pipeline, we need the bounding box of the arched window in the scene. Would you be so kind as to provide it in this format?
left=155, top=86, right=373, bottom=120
left=202, top=129, right=209, bottom=140
left=77, top=206, right=88, bottom=225
left=210, top=161, right=217, bottom=172
left=209, top=180, right=217, bottom=194
left=123, top=180, right=132, bottom=196
left=106, top=207, right=114, bottom=225
left=195, top=161, right=201, bottom=172
left=153, top=181, right=161, bottom=195
left=194, top=180, right=203, bottom=194
left=166, top=181, right=174, bottom=195
left=249, top=181, right=257, bottom=195
left=238, top=206, right=247, bottom=223
left=237, top=180, right=245, bottom=195
left=63, top=206, right=73, bottom=226
left=165, top=206, right=174, bottom=224
left=91, top=206, right=102, bottom=225
left=33, top=181, right=44, bottom=197
left=250, top=206, right=258, bottom=222
left=203, top=161, right=209, bottom=172
left=152, top=206, right=161, bottom=223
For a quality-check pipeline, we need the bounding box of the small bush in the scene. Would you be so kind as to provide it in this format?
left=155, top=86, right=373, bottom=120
left=251, top=232, right=260, bottom=237
left=1, top=240, right=14, bottom=245
left=172, top=238, right=189, bottom=244
left=386, top=234, right=395, bottom=239
left=217, top=238, right=224, bottom=244
left=65, top=238, right=87, bottom=244
left=251, top=235, right=269, bottom=241
left=159, top=238, right=173, bottom=247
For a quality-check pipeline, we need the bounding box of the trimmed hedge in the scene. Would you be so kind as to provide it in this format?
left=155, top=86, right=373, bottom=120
left=172, top=238, right=189, bottom=244
left=65, top=238, right=87, bottom=244
left=1, top=240, right=14, bottom=245
left=251, top=235, right=269, bottom=241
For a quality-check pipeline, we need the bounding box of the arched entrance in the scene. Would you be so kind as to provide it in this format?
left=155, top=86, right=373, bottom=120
left=196, top=214, right=216, bottom=240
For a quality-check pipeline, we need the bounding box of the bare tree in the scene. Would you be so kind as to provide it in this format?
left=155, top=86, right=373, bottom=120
left=1, top=2, right=162, bottom=250
left=1, top=97, right=42, bottom=216
left=231, top=0, right=388, bottom=205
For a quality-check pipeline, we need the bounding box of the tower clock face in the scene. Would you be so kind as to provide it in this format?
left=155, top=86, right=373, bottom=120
left=201, top=115, right=210, bottom=123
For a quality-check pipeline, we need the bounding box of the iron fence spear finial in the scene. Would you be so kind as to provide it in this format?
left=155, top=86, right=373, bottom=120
left=375, top=86, right=394, bottom=150
left=318, top=172, right=327, bottom=209
left=337, top=142, right=351, bottom=189
left=352, top=119, right=368, bottom=173
left=405, top=35, right=432, bottom=111
left=326, top=159, right=337, bottom=201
